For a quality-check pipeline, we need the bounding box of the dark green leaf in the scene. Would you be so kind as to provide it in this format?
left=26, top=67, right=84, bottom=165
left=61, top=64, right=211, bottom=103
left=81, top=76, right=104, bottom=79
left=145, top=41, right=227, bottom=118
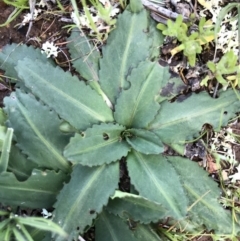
left=99, top=9, right=163, bottom=104
left=64, top=123, right=130, bottom=166
left=167, top=156, right=238, bottom=234
left=126, top=128, right=164, bottom=155
left=53, top=162, right=119, bottom=240
left=0, top=127, right=13, bottom=173
left=150, top=90, right=240, bottom=153
left=127, top=151, right=188, bottom=219
left=8, top=145, right=37, bottom=181
left=132, top=223, right=162, bottom=241
left=114, top=62, right=167, bottom=128
left=0, top=169, right=68, bottom=208
left=4, top=90, right=70, bottom=172
left=16, top=217, right=68, bottom=239
left=15, top=59, right=114, bottom=130
left=107, top=191, right=169, bottom=224
left=95, top=210, right=138, bottom=241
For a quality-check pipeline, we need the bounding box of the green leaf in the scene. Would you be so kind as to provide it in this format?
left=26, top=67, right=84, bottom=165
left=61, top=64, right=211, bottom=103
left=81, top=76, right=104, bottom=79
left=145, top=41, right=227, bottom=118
left=114, top=62, right=167, bottom=128
left=147, top=17, right=165, bottom=60
left=95, top=210, right=138, bottom=241
left=53, top=162, right=119, bottom=240
left=107, top=190, right=169, bottom=224
left=4, top=90, right=70, bottom=172
left=127, top=151, right=188, bottom=219
left=150, top=90, right=240, bottom=149
left=0, top=108, right=7, bottom=125
left=0, top=126, right=8, bottom=150
left=126, top=129, right=164, bottom=154
left=167, top=156, right=238, bottom=234
left=64, top=123, right=130, bottom=166
left=0, top=128, right=13, bottom=173
left=99, top=8, right=162, bottom=104
left=12, top=227, right=27, bottom=241
left=8, top=145, right=37, bottom=181
left=15, top=58, right=114, bottom=130
left=132, top=223, right=162, bottom=241
left=16, top=217, right=68, bottom=239
left=0, top=169, right=68, bottom=208
left=68, top=29, right=100, bottom=81
left=129, top=0, right=143, bottom=13
left=14, top=224, right=34, bottom=241
left=24, top=226, right=46, bottom=241
left=0, top=43, right=54, bottom=81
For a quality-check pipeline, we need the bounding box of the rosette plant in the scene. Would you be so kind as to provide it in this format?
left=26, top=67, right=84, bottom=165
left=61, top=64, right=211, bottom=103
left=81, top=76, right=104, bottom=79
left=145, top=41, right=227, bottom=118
left=0, top=2, right=239, bottom=240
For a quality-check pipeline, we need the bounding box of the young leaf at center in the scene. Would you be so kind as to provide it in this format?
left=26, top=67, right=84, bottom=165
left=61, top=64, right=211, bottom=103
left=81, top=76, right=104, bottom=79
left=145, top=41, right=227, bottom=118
left=126, top=128, right=164, bottom=154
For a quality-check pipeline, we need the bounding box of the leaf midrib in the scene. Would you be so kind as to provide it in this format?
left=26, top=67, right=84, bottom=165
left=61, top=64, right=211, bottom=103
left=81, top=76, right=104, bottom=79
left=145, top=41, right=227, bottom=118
left=22, top=65, right=108, bottom=123
left=76, top=40, right=99, bottom=81
left=61, top=165, right=104, bottom=231
left=101, top=212, right=118, bottom=241
left=118, top=14, right=136, bottom=89
left=17, top=101, right=69, bottom=171
left=150, top=100, right=236, bottom=131
left=0, top=185, right=57, bottom=194
left=68, top=136, right=120, bottom=156
left=127, top=64, right=155, bottom=127
left=135, top=151, right=182, bottom=218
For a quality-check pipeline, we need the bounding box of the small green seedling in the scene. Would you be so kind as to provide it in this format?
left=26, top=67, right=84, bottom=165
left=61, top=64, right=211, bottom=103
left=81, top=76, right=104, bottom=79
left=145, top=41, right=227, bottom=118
left=157, top=15, right=214, bottom=66
left=201, top=50, right=240, bottom=89
left=0, top=0, right=29, bottom=27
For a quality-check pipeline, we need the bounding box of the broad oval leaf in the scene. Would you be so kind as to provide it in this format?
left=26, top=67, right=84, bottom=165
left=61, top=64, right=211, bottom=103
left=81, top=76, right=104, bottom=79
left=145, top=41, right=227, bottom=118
left=127, top=151, right=188, bottom=219
left=4, top=90, right=70, bottom=172
left=15, top=58, right=114, bottom=130
left=68, top=29, right=100, bottom=81
left=0, top=169, right=68, bottom=209
left=114, top=62, right=168, bottom=128
left=107, top=190, right=169, bottom=224
left=53, top=162, right=119, bottom=240
left=150, top=90, right=240, bottom=152
left=99, top=8, right=163, bottom=104
left=126, top=128, right=164, bottom=154
left=64, top=123, right=130, bottom=166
